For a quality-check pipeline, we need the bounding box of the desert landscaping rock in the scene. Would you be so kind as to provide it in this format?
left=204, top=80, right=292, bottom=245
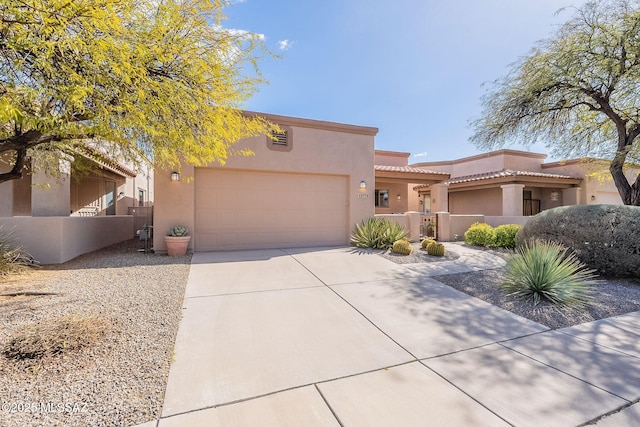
left=0, top=240, right=190, bottom=427
left=433, top=247, right=640, bottom=329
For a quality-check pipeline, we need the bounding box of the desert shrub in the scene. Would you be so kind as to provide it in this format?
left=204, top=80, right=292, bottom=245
left=351, top=217, right=409, bottom=249
left=501, top=240, right=597, bottom=307
left=493, top=224, right=521, bottom=249
left=391, top=239, right=413, bottom=255
left=426, top=242, right=446, bottom=256
left=516, top=205, right=640, bottom=277
left=421, top=238, right=436, bottom=250
left=464, top=222, right=496, bottom=246
left=2, top=314, right=111, bottom=360
left=0, top=226, right=37, bottom=275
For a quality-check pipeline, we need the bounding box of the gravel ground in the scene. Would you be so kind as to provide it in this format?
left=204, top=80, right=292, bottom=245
left=0, top=240, right=191, bottom=427
left=379, top=242, right=640, bottom=330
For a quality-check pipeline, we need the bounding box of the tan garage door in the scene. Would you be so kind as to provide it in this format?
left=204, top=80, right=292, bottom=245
left=195, top=168, right=349, bottom=251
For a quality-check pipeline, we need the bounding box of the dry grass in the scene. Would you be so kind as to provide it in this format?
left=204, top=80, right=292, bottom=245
left=0, top=268, right=62, bottom=302
left=2, top=314, right=111, bottom=360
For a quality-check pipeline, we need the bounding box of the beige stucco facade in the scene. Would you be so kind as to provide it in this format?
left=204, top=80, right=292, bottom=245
left=1, top=146, right=153, bottom=264
left=411, top=150, right=585, bottom=217
left=374, top=150, right=450, bottom=215
left=154, top=112, right=377, bottom=252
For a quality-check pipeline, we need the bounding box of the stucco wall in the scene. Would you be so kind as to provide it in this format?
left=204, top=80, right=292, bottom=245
left=449, top=152, right=545, bottom=177
left=0, top=216, right=134, bottom=264
left=375, top=150, right=409, bottom=166
left=154, top=114, right=376, bottom=252
left=449, top=188, right=502, bottom=215
left=374, top=182, right=408, bottom=214
left=0, top=160, right=12, bottom=216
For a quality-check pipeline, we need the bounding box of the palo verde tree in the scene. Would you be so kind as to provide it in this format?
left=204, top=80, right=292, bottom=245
left=0, top=0, right=276, bottom=184
left=471, top=0, right=640, bottom=205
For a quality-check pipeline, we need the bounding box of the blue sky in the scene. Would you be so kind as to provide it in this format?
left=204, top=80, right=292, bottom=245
left=225, top=0, right=586, bottom=162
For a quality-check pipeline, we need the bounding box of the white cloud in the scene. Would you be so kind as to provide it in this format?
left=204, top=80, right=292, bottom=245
left=278, top=39, right=293, bottom=51
left=413, top=152, right=428, bottom=158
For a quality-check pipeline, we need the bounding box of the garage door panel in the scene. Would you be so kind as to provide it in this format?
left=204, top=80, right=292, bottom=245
left=195, top=169, right=349, bottom=251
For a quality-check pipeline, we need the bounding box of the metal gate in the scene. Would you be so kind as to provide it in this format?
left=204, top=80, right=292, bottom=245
left=420, top=214, right=437, bottom=240
left=128, top=206, right=154, bottom=237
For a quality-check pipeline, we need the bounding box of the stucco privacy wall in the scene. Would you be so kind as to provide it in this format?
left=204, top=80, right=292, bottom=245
left=1, top=216, right=133, bottom=264
left=154, top=113, right=377, bottom=252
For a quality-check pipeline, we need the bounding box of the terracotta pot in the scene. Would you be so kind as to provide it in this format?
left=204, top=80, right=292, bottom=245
left=165, top=236, right=191, bottom=256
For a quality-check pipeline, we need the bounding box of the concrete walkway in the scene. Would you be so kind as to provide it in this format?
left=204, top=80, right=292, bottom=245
left=142, top=244, right=640, bottom=427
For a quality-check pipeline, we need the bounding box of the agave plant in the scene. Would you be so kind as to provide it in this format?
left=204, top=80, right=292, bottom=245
left=501, top=240, right=597, bottom=307
left=351, top=217, right=408, bottom=249
left=168, top=225, right=189, bottom=237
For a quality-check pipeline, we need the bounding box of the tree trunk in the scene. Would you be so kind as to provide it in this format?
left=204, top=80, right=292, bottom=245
left=609, top=150, right=640, bottom=206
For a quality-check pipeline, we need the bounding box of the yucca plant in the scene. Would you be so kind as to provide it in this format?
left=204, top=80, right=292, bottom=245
left=351, top=217, right=408, bottom=249
left=501, top=240, right=597, bottom=307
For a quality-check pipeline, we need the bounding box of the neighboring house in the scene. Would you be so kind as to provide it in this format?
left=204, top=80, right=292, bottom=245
left=0, top=144, right=153, bottom=263
left=374, top=150, right=449, bottom=215
left=0, top=145, right=153, bottom=218
left=374, top=148, right=636, bottom=241
left=154, top=112, right=377, bottom=253
left=410, top=149, right=633, bottom=216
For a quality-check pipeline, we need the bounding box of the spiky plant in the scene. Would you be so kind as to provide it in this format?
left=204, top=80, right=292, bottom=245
left=168, top=226, right=189, bottom=237
left=392, top=239, right=413, bottom=255
left=421, top=238, right=436, bottom=250
left=0, top=226, right=36, bottom=275
left=501, top=240, right=597, bottom=307
left=351, top=217, right=408, bottom=249
left=426, top=242, right=446, bottom=257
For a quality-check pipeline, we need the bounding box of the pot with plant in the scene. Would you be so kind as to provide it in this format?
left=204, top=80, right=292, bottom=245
left=164, top=226, right=191, bottom=256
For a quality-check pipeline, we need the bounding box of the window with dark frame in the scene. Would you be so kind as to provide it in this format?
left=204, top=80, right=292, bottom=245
left=138, top=189, right=145, bottom=206
left=375, top=189, right=389, bottom=207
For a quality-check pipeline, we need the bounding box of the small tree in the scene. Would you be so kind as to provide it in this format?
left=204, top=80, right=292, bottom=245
left=471, top=0, right=640, bottom=205
left=0, top=0, right=276, bottom=183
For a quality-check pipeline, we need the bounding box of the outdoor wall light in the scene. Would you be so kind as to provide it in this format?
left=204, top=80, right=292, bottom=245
left=359, top=180, right=367, bottom=192
left=396, top=194, right=401, bottom=201
left=170, top=171, right=180, bottom=182
left=591, top=195, right=596, bottom=201
left=550, top=191, right=559, bottom=201
left=419, top=199, right=423, bottom=205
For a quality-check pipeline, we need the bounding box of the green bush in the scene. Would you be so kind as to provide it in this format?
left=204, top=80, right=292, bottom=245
left=493, top=224, right=521, bottom=249
left=0, top=226, right=36, bottom=275
left=516, top=205, right=640, bottom=277
left=351, top=217, right=409, bottom=249
left=501, top=240, right=597, bottom=307
left=392, top=239, right=413, bottom=255
left=464, top=222, right=496, bottom=246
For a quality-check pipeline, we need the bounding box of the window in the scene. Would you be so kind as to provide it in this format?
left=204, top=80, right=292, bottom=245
left=267, top=126, right=293, bottom=152
left=138, top=189, right=145, bottom=206
left=105, top=181, right=116, bottom=215
left=375, top=189, right=389, bottom=207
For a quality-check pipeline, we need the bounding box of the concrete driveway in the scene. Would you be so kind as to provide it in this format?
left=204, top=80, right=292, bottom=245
left=147, top=244, right=640, bottom=427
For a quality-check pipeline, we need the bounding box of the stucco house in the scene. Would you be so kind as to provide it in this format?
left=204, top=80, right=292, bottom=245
left=373, top=148, right=636, bottom=240
left=410, top=149, right=634, bottom=216
left=0, top=144, right=153, bottom=263
left=154, top=112, right=377, bottom=253
left=375, top=149, right=631, bottom=216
